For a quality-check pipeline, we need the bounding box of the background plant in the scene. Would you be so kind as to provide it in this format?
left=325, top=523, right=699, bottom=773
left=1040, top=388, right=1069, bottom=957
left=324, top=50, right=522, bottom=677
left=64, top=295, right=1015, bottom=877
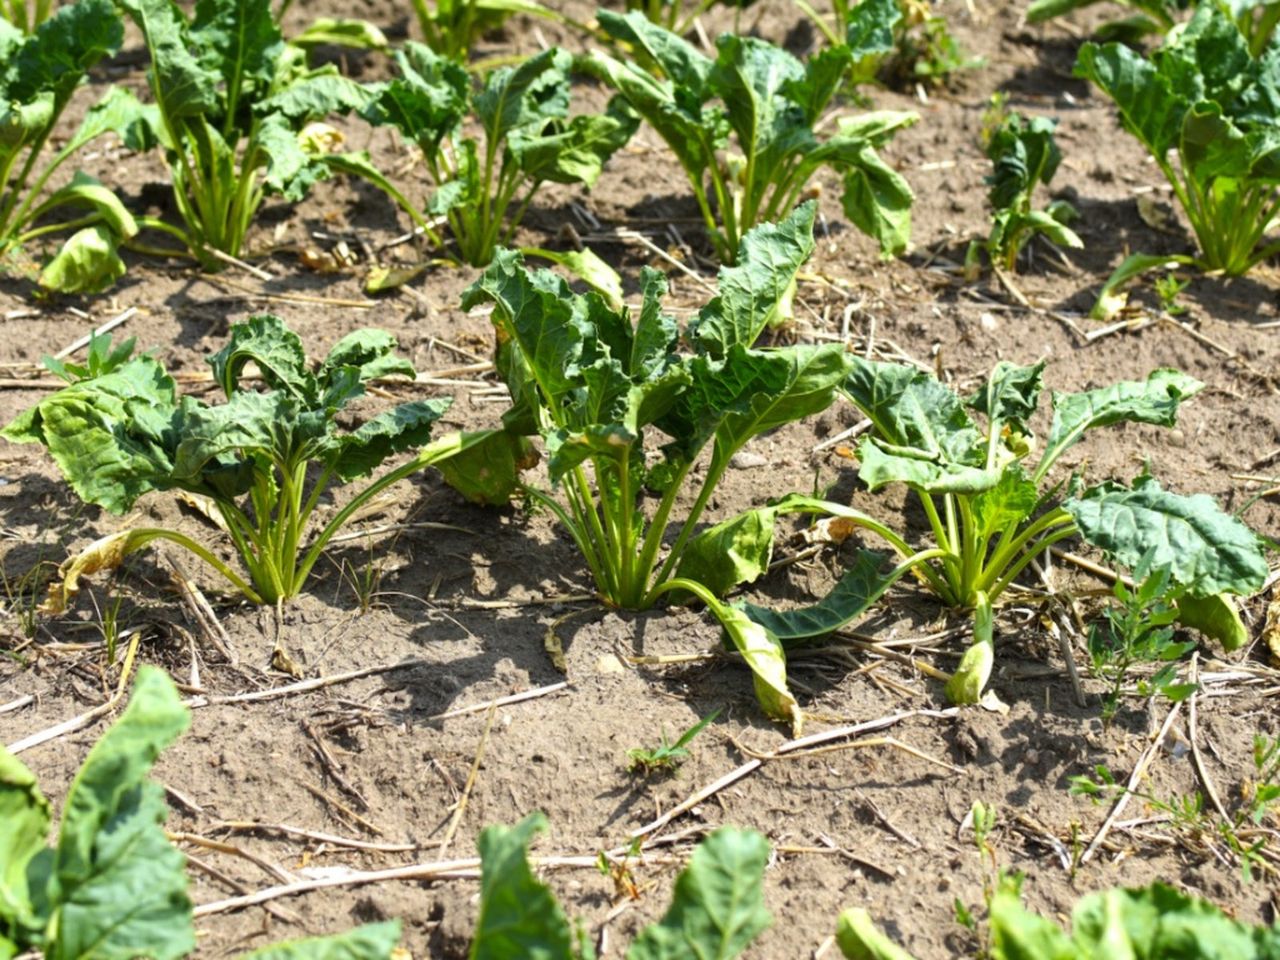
left=981, top=109, right=1081, bottom=272
left=409, top=0, right=574, bottom=65
left=0, top=666, right=402, bottom=959
left=0, top=0, right=142, bottom=293
left=1077, top=3, right=1280, bottom=316
left=586, top=8, right=917, bottom=264
left=736, top=360, right=1268, bottom=705
left=115, top=0, right=384, bottom=270
left=357, top=43, right=636, bottom=269
left=1, top=318, right=472, bottom=610
left=627, top=707, right=720, bottom=776
left=456, top=203, right=848, bottom=730
left=0, top=0, right=53, bottom=33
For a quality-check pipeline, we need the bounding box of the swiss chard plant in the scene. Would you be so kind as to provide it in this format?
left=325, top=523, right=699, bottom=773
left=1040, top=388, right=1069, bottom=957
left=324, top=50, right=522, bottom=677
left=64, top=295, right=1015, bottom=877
left=982, top=110, right=1081, bottom=272
left=585, top=8, right=918, bottom=264
left=0, top=0, right=143, bottom=294
left=356, top=43, right=637, bottom=268
left=0, top=666, right=403, bottom=960
left=733, top=360, right=1268, bottom=705
left=469, top=812, right=771, bottom=959
left=456, top=203, right=849, bottom=731
left=1076, top=3, right=1280, bottom=316
left=1, top=317, right=476, bottom=611
left=837, top=882, right=1280, bottom=959
left=114, top=0, right=385, bottom=270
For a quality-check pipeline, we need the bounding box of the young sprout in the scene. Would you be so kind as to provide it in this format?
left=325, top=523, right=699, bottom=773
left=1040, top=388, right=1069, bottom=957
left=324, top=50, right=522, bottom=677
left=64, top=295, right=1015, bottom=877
left=627, top=708, right=721, bottom=776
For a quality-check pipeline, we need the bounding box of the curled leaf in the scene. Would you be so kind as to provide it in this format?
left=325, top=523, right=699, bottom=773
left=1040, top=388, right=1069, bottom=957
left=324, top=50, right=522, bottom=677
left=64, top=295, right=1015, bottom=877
left=41, top=529, right=159, bottom=615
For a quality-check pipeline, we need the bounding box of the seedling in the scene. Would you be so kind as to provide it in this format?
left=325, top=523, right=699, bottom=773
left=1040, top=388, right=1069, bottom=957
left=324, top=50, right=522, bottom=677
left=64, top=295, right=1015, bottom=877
left=2, top=318, right=481, bottom=611
left=1077, top=5, right=1280, bottom=316
left=586, top=9, right=917, bottom=264
left=983, top=111, right=1082, bottom=272
left=356, top=43, right=636, bottom=269
left=737, top=360, right=1268, bottom=705
left=627, top=708, right=721, bottom=775
left=1088, top=561, right=1198, bottom=726
left=1154, top=272, right=1190, bottom=316
left=0, top=0, right=141, bottom=293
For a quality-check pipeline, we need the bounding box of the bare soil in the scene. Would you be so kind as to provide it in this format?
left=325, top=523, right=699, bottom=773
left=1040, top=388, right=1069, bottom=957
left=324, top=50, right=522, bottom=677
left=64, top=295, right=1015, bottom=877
left=2, top=1, right=1279, bottom=957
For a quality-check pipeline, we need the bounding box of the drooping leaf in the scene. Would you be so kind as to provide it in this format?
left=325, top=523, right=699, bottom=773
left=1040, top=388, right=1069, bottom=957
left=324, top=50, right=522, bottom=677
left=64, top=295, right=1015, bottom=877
left=470, top=813, right=574, bottom=960
left=967, top=361, right=1045, bottom=438
left=675, top=503, right=785, bottom=599
left=37, top=224, right=128, bottom=295
left=0, top=747, right=50, bottom=936
left=627, top=827, right=772, bottom=960
left=717, top=607, right=801, bottom=735
left=1066, top=476, right=1269, bottom=597
left=436, top=429, right=538, bottom=506
left=207, top=313, right=311, bottom=400
left=333, top=398, right=451, bottom=482
left=836, top=908, right=919, bottom=960
left=239, top=921, right=402, bottom=960
left=1174, top=592, right=1250, bottom=651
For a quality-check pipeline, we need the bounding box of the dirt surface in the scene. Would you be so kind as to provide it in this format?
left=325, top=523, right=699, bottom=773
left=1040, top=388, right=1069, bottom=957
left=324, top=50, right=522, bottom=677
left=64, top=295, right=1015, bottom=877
left=2, top=1, right=1280, bottom=957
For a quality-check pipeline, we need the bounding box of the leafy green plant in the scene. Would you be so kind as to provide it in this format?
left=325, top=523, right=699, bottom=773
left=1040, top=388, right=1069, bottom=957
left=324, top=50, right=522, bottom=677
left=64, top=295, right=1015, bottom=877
left=1, top=317, right=479, bottom=610
left=1026, top=0, right=1186, bottom=44
left=470, top=812, right=771, bottom=958
left=585, top=8, right=917, bottom=264
left=114, top=0, right=384, bottom=270
left=0, top=0, right=53, bottom=33
left=1076, top=4, right=1280, bottom=317
left=1073, top=739, right=1280, bottom=881
left=0, top=666, right=402, bottom=959
left=356, top=43, right=636, bottom=269
left=982, top=110, right=1081, bottom=272
left=409, top=0, right=573, bottom=65
left=628, top=707, right=721, bottom=775
left=455, top=203, right=850, bottom=730
left=0, top=0, right=144, bottom=294
left=837, top=882, right=1280, bottom=959
left=735, top=360, right=1268, bottom=705
left=1087, top=560, right=1198, bottom=726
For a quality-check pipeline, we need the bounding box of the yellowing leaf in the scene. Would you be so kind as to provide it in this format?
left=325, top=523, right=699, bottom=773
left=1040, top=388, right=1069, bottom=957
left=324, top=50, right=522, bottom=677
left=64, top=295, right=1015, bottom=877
left=41, top=530, right=157, bottom=615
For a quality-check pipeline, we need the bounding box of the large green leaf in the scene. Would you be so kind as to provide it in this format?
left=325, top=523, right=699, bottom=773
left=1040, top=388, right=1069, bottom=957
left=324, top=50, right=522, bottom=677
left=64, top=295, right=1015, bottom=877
left=37, top=224, right=128, bottom=295
left=675, top=503, right=785, bottom=598
left=596, top=9, right=715, bottom=95
left=190, top=0, right=283, bottom=109
left=470, top=813, right=573, bottom=960
left=436, top=429, right=536, bottom=506
left=260, top=71, right=379, bottom=123
left=333, top=398, right=451, bottom=482
left=0, top=356, right=180, bottom=514
left=3, top=0, right=122, bottom=107
left=0, top=748, right=50, bottom=937
left=39, top=667, right=193, bottom=960
left=844, top=0, right=903, bottom=60
left=1066, top=476, right=1269, bottom=597
left=256, top=113, right=328, bottom=201
left=627, top=827, right=772, bottom=960
left=510, top=99, right=638, bottom=187
left=361, top=42, right=468, bottom=156
left=474, top=47, right=571, bottom=145
left=118, top=0, right=220, bottom=120
left=1074, top=41, right=1185, bottom=159
left=207, top=313, right=312, bottom=400
left=240, top=921, right=402, bottom=960
left=1039, top=369, right=1203, bottom=476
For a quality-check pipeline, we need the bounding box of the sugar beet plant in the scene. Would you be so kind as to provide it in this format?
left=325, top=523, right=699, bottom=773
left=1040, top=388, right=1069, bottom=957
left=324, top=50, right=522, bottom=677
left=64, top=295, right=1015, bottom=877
left=457, top=203, right=848, bottom=730
left=735, top=360, right=1268, bottom=704
left=586, top=9, right=917, bottom=264
left=1077, top=3, right=1280, bottom=315
left=356, top=43, right=637, bottom=268
left=2, top=317, right=475, bottom=611
left=1, top=666, right=402, bottom=959
left=115, top=0, right=383, bottom=270
left=0, top=0, right=145, bottom=294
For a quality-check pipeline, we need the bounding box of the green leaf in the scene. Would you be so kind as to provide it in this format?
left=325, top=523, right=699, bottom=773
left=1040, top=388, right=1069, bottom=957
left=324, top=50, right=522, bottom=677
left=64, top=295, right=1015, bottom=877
left=717, top=606, right=800, bottom=734
left=436, top=429, right=536, bottom=506
left=256, top=113, right=327, bottom=202
left=836, top=908, right=919, bottom=960
left=972, top=467, right=1040, bottom=541
left=988, top=888, right=1078, bottom=960
left=4, top=0, right=123, bottom=107
left=239, top=921, right=402, bottom=960
left=470, top=813, right=574, bottom=960
left=510, top=98, right=638, bottom=187
left=38, top=171, right=137, bottom=240
left=37, top=224, right=128, bottom=295
left=190, top=0, right=283, bottom=105
left=474, top=47, right=571, bottom=145
left=288, top=17, right=388, bottom=52
left=596, top=9, right=715, bottom=94
left=0, top=747, right=50, bottom=937
left=333, top=398, right=451, bottom=482
left=709, top=34, right=807, bottom=188
left=857, top=437, right=1000, bottom=495
left=675, top=503, right=785, bottom=599
left=40, top=666, right=193, bottom=960
left=118, top=0, right=220, bottom=120
left=361, top=42, right=468, bottom=156
left=836, top=134, right=916, bottom=259
left=691, top=201, right=818, bottom=358
left=260, top=70, right=378, bottom=124
left=1089, top=253, right=1196, bottom=320
left=207, top=314, right=312, bottom=400
left=967, top=361, right=1045, bottom=440
left=320, top=329, right=416, bottom=385
left=1066, top=476, right=1269, bottom=598
left=63, top=85, right=155, bottom=157
left=741, top=549, right=904, bottom=643
left=523, top=245, right=625, bottom=310
left=1174, top=592, right=1250, bottom=651
left=0, top=356, right=180, bottom=514
left=1040, top=369, right=1203, bottom=476
left=627, top=827, right=772, bottom=960
left=844, top=0, right=902, bottom=60
left=1074, top=41, right=1185, bottom=160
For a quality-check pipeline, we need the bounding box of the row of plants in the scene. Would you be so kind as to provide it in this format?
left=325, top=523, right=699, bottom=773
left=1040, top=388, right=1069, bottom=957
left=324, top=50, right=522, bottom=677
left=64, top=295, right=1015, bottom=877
left=6, top=204, right=1270, bottom=727
left=5, top=668, right=1276, bottom=958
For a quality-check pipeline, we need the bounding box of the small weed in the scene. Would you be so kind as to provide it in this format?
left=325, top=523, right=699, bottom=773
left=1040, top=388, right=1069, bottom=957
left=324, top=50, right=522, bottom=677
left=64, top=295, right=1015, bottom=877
left=1, top=558, right=56, bottom=641
left=1155, top=272, right=1191, bottom=316
left=338, top=542, right=386, bottom=615
left=627, top=708, right=721, bottom=776
left=1087, top=563, right=1198, bottom=727
left=88, top=588, right=127, bottom=665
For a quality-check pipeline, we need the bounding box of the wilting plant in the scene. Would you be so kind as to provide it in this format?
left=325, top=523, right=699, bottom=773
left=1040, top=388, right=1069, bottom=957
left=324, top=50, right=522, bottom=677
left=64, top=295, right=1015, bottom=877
left=114, top=0, right=384, bottom=270
left=982, top=110, right=1081, bottom=272
left=585, top=9, right=917, bottom=264
left=469, top=813, right=771, bottom=958
left=1076, top=3, right=1280, bottom=315
left=0, top=666, right=402, bottom=959
left=454, top=203, right=848, bottom=730
left=356, top=43, right=637, bottom=268
left=2, top=317, right=474, bottom=610
left=0, top=0, right=142, bottom=293
left=736, top=360, right=1268, bottom=704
